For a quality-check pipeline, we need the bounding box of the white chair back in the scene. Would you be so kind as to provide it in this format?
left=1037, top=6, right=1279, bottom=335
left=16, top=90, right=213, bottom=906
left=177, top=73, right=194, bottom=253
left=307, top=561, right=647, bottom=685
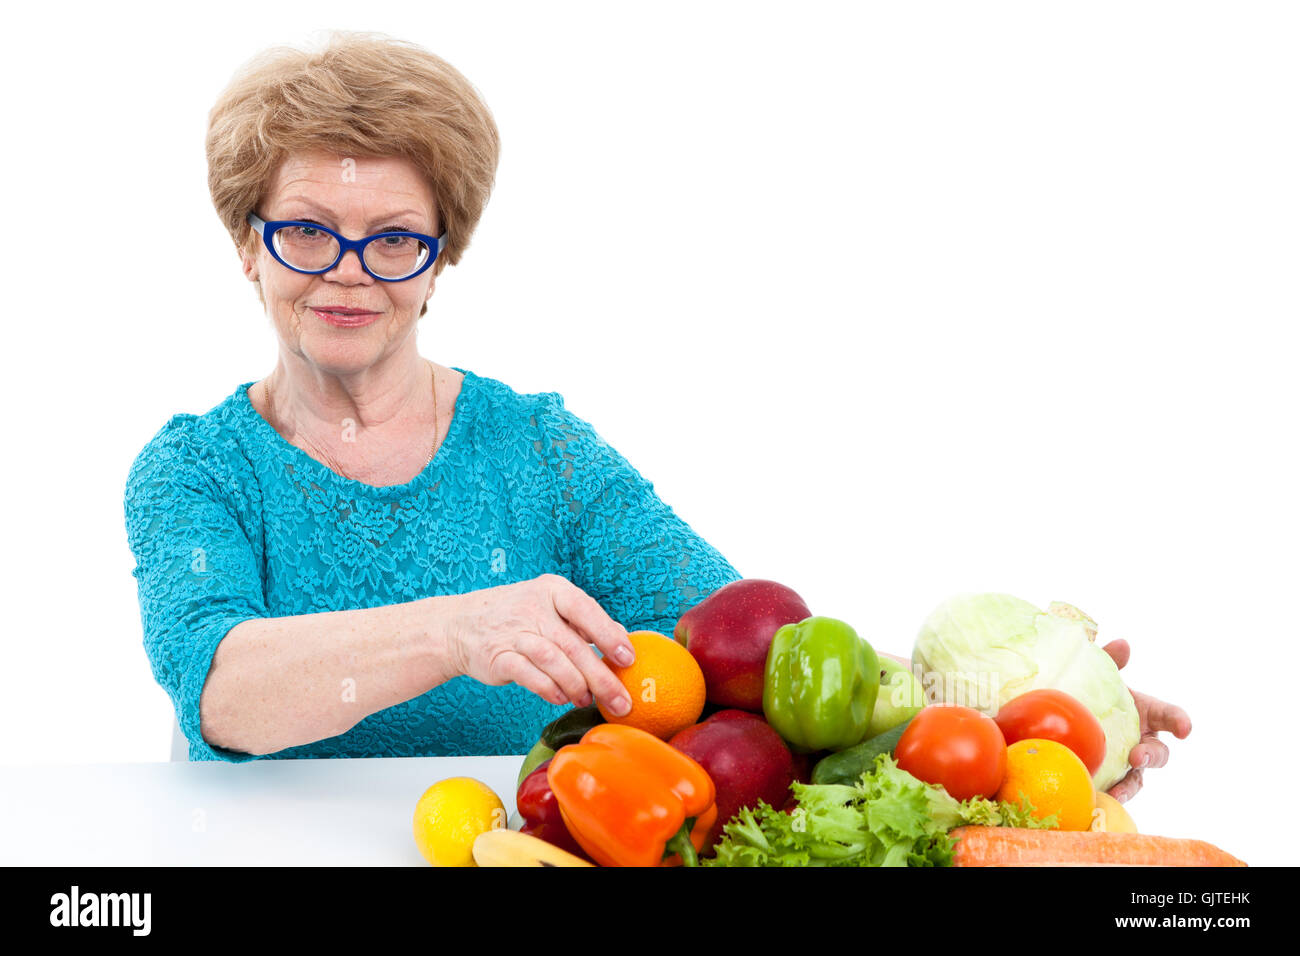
left=170, top=714, right=189, bottom=762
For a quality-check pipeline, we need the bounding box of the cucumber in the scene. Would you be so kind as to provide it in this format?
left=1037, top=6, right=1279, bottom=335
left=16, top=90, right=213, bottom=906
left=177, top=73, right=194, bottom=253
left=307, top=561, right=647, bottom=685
left=810, top=716, right=915, bottom=786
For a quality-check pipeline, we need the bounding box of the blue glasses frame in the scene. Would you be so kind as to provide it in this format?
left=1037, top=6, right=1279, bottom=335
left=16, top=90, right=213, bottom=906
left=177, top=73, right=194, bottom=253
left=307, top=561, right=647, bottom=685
left=247, top=212, right=447, bottom=282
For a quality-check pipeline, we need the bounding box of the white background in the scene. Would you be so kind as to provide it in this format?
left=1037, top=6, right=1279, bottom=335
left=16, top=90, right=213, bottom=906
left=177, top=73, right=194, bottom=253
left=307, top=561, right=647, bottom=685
left=1, top=1, right=1295, bottom=866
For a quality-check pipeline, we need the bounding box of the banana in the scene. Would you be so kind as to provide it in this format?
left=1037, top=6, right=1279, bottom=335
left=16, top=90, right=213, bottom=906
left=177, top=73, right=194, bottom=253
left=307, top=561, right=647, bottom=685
left=471, top=828, right=593, bottom=867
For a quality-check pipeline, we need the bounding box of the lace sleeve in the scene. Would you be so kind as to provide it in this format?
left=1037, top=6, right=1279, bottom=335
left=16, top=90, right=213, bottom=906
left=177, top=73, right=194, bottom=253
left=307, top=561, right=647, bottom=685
left=538, top=394, right=743, bottom=636
left=124, top=420, right=271, bottom=762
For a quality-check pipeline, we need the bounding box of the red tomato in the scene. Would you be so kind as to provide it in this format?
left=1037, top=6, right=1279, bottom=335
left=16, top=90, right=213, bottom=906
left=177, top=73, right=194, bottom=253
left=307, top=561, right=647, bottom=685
left=994, top=689, right=1106, bottom=776
left=895, top=705, right=1007, bottom=801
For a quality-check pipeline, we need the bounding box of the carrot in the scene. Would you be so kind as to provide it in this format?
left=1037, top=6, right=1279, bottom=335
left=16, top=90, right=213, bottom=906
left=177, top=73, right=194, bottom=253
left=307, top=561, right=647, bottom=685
left=950, top=826, right=1247, bottom=867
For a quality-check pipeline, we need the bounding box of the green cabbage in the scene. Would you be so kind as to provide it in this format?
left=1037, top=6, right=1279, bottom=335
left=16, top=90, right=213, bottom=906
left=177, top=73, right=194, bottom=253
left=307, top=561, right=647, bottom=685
left=911, top=593, right=1141, bottom=791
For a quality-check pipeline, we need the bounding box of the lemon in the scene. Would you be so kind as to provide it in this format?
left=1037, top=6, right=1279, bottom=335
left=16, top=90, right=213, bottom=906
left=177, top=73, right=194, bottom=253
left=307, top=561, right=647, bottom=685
left=1091, top=791, right=1138, bottom=833
left=412, top=777, right=507, bottom=866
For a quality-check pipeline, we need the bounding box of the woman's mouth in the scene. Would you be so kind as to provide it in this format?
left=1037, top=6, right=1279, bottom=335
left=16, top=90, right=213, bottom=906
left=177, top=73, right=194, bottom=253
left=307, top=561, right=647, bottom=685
left=311, top=307, right=381, bottom=328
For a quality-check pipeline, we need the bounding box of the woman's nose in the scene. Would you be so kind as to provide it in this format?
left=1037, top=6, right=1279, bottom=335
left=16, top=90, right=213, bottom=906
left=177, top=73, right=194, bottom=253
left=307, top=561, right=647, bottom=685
left=326, top=248, right=372, bottom=282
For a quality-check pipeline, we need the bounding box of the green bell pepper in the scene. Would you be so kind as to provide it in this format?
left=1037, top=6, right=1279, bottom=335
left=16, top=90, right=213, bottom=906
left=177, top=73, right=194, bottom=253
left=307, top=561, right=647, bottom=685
left=762, top=616, right=880, bottom=752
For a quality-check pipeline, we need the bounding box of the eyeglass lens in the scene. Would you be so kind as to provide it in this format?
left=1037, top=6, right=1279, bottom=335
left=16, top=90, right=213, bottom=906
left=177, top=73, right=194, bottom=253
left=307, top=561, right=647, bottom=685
left=271, top=225, right=431, bottom=279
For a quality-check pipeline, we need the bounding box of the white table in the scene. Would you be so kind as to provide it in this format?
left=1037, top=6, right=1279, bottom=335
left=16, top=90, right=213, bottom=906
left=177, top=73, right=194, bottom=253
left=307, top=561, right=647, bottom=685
left=0, top=755, right=523, bottom=866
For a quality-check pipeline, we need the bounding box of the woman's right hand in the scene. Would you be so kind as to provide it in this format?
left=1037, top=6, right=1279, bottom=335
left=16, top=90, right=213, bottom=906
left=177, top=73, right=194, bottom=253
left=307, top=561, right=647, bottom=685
left=445, top=574, right=635, bottom=716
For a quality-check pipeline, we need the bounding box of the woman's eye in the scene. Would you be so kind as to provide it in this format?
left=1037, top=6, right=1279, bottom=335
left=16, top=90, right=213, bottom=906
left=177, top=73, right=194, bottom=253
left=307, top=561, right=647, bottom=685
left=285, top=218, right=329, bottom=236
left=294, top=229, right=330, bottom=244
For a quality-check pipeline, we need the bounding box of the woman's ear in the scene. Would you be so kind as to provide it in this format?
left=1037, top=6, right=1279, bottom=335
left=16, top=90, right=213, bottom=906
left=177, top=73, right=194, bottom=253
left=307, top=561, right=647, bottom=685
left=239, top=226, right=262, bottom=281
left=240, top=246, right=259, bottom=282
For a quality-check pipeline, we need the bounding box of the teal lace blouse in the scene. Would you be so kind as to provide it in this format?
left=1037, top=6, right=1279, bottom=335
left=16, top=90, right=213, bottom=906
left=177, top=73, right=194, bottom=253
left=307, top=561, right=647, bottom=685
left=123, top=367, right=742, bottom=761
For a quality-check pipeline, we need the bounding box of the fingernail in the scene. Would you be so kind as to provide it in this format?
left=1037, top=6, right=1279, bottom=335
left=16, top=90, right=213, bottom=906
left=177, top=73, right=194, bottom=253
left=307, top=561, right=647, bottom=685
left=614, top=646, right=634, bottom=667
left=611, top=695, right=631, bottom=717
left=1140, top=754, right=1150, bottom=768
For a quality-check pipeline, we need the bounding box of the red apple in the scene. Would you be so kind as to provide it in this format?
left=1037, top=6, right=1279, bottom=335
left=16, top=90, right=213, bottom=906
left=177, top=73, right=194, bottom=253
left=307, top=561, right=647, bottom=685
left=674, top=578, right=813, bottom=711
left=669, top=710, right=796, bottom=853
left=789, top=750, right=814, bottom=786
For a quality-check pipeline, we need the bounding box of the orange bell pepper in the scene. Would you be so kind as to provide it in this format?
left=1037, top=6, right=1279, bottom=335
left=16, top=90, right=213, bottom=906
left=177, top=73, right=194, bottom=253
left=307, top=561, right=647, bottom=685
left=546, top=723, right=717, bottom=867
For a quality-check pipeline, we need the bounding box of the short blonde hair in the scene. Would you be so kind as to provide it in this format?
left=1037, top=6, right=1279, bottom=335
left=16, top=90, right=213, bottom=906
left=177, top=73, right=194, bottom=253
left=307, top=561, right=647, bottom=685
left=206, top=31, right=500, bottom=313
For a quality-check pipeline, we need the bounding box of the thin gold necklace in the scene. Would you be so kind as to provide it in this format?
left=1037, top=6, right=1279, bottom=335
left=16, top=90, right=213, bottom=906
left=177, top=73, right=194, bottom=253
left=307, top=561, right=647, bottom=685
left=262, top=360, right=439, bottom=479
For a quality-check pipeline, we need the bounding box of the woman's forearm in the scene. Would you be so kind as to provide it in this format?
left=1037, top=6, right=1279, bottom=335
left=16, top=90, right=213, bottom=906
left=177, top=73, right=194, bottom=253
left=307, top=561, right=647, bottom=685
left=199, top=594, right=460, bottom=756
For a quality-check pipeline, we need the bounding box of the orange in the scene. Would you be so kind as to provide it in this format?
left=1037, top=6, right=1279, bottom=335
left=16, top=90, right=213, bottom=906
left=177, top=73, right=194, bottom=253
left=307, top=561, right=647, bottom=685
left=598, top=630, right=706, bottom=739
left=996, top=738, right=1096, bottom=831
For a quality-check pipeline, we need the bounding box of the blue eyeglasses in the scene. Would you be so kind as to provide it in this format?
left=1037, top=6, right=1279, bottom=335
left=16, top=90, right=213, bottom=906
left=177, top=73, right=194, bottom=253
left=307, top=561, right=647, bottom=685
left=247, top=212, right=447, bottom=282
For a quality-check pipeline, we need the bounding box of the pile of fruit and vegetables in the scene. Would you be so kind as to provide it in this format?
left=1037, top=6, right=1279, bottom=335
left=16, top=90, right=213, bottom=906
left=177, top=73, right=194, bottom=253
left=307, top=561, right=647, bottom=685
left=414, top=584, right=1246, bottom=868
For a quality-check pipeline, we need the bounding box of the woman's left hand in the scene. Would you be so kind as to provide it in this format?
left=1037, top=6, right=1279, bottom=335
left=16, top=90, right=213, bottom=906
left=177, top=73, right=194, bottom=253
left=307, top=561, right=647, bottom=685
left=1101, top=638, right=1193, bottom=803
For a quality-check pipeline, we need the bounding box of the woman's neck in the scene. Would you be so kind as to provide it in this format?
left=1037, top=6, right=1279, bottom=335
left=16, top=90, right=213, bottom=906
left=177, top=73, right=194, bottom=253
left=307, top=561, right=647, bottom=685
left=265, top=353, right=435, bottom=440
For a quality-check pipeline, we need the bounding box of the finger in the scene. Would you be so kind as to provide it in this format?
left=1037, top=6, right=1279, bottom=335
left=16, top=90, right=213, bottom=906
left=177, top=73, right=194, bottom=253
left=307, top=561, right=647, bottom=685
left=519, top=632, right=591, bottom=706
left=1102, top=638, right=1130, bottom=670
left=549, top=623, right=633, bottom=717
left=1107, top=767, right=1143, bottom=804
left=493, top=651, right=568, bottom=707
left=1130, top=736, right=1171, bottom=770
left=1144, top=696, right=1193, bottom=738
left=547, top=577, right=635, bottom=667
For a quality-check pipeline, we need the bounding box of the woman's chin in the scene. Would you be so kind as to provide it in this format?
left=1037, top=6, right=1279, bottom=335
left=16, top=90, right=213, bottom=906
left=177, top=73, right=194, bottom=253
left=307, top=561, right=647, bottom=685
left=300, top=337, right=387, bottom=372
left=277, top=308, right=413, bottom=364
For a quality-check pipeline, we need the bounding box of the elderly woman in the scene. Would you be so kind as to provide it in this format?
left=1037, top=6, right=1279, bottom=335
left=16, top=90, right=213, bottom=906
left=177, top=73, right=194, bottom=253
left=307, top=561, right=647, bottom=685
left=123, top=32, right=727, bottom=762
left=124, top=32, right=1185, bottom=798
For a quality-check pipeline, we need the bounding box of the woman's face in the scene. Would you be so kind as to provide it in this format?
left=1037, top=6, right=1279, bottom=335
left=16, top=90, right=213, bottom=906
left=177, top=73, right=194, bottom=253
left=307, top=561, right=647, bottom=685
left=242, top=149, right=439, bottom=376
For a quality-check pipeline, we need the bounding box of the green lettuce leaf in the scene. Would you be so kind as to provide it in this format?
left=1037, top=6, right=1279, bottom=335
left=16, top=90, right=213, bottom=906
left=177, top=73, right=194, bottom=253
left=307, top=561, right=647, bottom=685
left=706, top=754, right=1055, bottom=867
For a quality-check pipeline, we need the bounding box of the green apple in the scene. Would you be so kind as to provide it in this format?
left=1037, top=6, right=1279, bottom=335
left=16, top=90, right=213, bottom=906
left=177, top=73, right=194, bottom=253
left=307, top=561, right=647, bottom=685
left=864, top=658, right=926, bottom=738
left=515, top=739, right=554, bottom=791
